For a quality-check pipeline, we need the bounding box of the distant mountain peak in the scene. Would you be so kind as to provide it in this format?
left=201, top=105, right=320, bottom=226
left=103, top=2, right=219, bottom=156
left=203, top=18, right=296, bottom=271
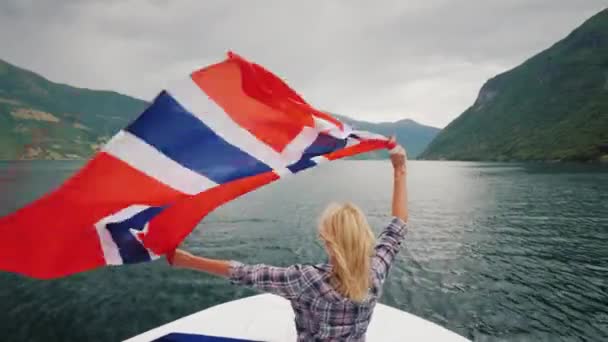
left=330, top=113, right=440, bottom=158
left=330, top=113, right=437, bottom=128
left=394, top=118, right=416, bottom=125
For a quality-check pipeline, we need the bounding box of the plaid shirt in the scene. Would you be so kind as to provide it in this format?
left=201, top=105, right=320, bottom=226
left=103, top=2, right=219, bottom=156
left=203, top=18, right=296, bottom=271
left=229, top=217, right=408, bottom=341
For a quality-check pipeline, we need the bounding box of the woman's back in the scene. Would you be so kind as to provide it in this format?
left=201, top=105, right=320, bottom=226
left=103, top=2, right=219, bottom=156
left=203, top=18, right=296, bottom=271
left=229, top=217, right=408, bottom=341
left=291, top=264, right=376, bottom=341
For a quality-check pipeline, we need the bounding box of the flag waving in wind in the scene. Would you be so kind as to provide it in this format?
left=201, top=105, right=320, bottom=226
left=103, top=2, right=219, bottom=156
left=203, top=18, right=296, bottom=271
left=0, top=52, right=394, bottom=279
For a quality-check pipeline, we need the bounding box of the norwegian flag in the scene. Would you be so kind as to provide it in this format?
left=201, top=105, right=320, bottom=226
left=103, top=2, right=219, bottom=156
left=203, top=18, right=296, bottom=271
left=0, top=52, right=393, bottom=279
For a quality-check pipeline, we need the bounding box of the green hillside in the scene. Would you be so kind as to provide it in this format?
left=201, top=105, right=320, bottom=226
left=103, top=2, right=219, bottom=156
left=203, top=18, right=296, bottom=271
left=0, top=59, right=147, bottom=159
left=421, top=9, right=608, bottom=161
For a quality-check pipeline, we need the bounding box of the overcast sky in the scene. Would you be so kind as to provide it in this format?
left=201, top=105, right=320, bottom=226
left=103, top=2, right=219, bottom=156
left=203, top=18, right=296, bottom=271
left=1, top=1, right=606, bottom=128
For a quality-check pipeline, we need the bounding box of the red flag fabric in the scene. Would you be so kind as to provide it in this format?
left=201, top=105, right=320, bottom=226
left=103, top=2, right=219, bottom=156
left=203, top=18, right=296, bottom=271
left=0, top=52, right=393, bottom=279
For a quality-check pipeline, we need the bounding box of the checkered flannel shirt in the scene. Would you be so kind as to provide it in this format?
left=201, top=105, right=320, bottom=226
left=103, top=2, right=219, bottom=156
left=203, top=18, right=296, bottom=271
left=229, top=217, right=408, bottom=341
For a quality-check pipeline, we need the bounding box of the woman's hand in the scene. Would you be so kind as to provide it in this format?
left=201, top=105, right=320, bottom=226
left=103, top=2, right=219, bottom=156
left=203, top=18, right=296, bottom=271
left=388, top=137, right=407, bottom=175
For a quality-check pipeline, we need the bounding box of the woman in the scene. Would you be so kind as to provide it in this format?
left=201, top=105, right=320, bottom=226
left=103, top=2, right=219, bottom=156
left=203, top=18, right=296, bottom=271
left=168, top=141, right=408, bottom=341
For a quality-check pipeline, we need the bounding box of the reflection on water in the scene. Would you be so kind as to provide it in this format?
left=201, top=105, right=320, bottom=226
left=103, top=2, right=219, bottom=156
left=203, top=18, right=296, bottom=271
left=0, top=161, right=607, bottom=341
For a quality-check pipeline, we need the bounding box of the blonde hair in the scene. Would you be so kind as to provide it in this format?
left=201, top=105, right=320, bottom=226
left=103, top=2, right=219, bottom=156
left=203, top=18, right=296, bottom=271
left=318, top=202, right=375, bottom=302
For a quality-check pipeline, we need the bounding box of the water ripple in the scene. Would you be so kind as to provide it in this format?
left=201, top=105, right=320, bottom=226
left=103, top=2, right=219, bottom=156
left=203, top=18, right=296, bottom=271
left=0, top=161, right=607, bottom=341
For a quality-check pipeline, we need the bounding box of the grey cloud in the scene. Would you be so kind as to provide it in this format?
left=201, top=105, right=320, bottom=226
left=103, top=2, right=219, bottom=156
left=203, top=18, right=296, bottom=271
left=0, top=0, right=606, bottom=127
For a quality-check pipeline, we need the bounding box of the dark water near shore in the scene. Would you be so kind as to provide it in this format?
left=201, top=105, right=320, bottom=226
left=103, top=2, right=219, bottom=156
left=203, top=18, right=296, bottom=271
left=0, top=160, right=607, bottom=341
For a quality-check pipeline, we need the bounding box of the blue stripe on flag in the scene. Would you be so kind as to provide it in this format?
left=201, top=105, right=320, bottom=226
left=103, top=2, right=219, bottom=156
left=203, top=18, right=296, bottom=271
left=287, top=158, right=317, bottom=173
left=301, top=133, right=347, bottom=159
left=126, top=91, right=273, bottom=184
left=287, top=133, right=347, bottom=174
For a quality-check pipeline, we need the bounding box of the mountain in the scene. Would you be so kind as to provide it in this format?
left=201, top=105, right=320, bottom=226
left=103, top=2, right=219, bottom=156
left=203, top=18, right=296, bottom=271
left=0, top=58, right=147, bottom=160
left=333, top=114, right=440, bottom=158
left=0, top=58, right=439, bottom=160
left=421, top=9, right=608, bottom=162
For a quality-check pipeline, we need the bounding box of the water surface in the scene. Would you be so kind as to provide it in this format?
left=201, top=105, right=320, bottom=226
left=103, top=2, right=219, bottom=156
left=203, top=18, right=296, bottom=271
left=0, top=160, right=606, bottom=341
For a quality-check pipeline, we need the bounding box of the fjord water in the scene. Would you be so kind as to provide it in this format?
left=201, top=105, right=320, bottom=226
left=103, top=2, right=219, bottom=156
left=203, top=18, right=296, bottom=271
left=0, top=160, right=606, bottom=341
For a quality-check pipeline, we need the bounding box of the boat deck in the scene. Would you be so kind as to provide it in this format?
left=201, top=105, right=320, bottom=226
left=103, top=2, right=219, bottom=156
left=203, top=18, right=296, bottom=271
left=125, top=294, right=469, bottom=341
